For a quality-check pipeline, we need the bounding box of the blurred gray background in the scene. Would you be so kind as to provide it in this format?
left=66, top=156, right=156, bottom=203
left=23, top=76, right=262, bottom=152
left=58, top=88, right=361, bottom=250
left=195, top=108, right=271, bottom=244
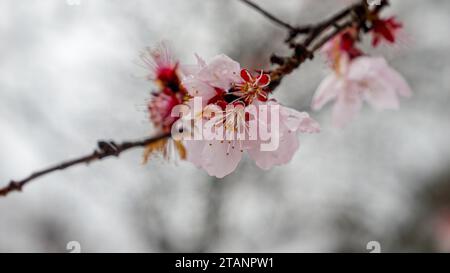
left=1, top=0, right=450, bottom=252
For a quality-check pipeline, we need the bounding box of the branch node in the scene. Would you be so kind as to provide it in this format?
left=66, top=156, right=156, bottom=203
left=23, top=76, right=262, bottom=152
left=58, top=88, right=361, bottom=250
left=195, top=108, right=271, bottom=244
left=97, top=140, right=120, bottom=156
left=270, top=54, right=285, bottom=65
left=10, top=180, right=23, bottom=192
left=294, top=44, right=313, bottom=60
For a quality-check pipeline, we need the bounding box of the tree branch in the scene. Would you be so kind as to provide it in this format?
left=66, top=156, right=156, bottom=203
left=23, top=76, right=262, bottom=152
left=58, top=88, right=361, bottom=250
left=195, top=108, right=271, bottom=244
left=239, top=0, right=312, bottom=41
left=0, top=133, right=170, bottom=197
left=1, top=0, right=390, bottom=198
left=263, top=0, right=389, bottom=90
left=240, top=0, right=296, bottom=31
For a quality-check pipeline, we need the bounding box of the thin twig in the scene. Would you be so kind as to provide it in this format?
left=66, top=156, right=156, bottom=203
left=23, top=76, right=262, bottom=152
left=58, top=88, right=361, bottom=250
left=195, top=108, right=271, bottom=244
left=239, top=0, right=297, bottom=31
left=0, top=133, right=170, bottom=197
left=239, top=0, right=313, bottom=41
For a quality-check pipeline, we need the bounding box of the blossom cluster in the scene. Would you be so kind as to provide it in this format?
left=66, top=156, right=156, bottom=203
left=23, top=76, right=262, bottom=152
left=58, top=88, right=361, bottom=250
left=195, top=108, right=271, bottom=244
left=313, top=16, right=411, bottom=127
left=141, top=14, right=411, bottom=178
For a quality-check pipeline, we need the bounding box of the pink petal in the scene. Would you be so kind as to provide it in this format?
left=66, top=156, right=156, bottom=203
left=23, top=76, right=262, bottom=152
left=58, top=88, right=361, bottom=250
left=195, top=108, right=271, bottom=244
left=331, top=83, right=363, bottom=128
left=347, top=56, right=381, bottom=80
left=182, top=77, right=216, bottom=103
left=179, top=54, right=207, bottom=77
left=195, top=53, right=207, bottom=67
left=297, top=113, right=321, bottom=134
left=184, top=140, right=206, bottom=168
left=312, top=74, right=340, bottom=110
left=280, top=106, right=302, bottom=131
left=201, top=140, right=243, bottom=178
left=380, top=66, right=412, bottom=98
left=349, top=56, right=412, bottom=102
left=197, top=54, right=241, bottom=90
left=180, top=64, right=201, bottom=77
left=247, top=104, right=318, bottom=170
left=247, top=132, right=299, bottom=170
left=362, top=78, right=400, bottom=110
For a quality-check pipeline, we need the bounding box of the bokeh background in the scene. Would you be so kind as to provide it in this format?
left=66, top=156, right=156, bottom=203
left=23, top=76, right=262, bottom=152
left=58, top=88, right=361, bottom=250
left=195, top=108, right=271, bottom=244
left=1, top=0, right=450, bottom=252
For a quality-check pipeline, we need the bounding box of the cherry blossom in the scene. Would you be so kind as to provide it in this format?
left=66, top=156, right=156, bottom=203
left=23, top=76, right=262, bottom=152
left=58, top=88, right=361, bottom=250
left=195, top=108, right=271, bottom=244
left=313, top=25, right=412, bottom=128
left=148, top=89, right=184, bottom=134
left=141, top=42, right=186, bottom=133
left=312, top=55, right=412, bottom=128
left=175, top=55, right=320, bottom=178
left=140, top=42, right=188, bottom=163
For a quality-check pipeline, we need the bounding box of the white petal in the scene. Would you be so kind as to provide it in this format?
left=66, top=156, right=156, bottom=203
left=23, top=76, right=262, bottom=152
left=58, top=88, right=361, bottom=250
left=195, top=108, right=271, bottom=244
left=347, top=56, right=386, bottom=80
left=380, top=66, right=412, bottom=98
left=201, top=140, right=243, bottom=178
left=297, top=112, right=321, bottom=134
left=349, top=56, right=412, bottom=98
left=182, top=77, right=216, bottom=103
left=197, top=54, right=241, bottom=90
left=248, top=132, right=299, bottom=171
left=184, top=140, right=206, bottom=168
left=363, top=78, right=400, bottom=110
left=332, top=83, right=363, bottom=128
left=312, top=74, right=341, bottom=110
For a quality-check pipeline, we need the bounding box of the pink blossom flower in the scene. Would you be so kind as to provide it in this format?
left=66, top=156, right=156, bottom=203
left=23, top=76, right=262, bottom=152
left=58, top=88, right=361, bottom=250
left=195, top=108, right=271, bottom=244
left=175, top=55, right=320, bottom=178
left=141, top=42, right=187, bottom=133
left=312, top=56, right=412, bottom=128
left=141, top=41, right=178, bottom=83
left=233, top=69, right=271, bottom=103
left=178, top=100, right=319, bottom=178
left=148, top=88, right=184, bottom=133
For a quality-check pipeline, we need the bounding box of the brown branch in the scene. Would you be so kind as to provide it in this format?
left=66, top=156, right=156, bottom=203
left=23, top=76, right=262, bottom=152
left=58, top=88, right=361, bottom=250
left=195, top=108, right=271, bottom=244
left=240, top=0, right=296, bottom=31
left=0, top=133, right=170, bottom=197
left=1, top=0, right=390, bottom=198
left=239, top=0, right=312, bottom=41
left=264, top=0, right=389, bottom=90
